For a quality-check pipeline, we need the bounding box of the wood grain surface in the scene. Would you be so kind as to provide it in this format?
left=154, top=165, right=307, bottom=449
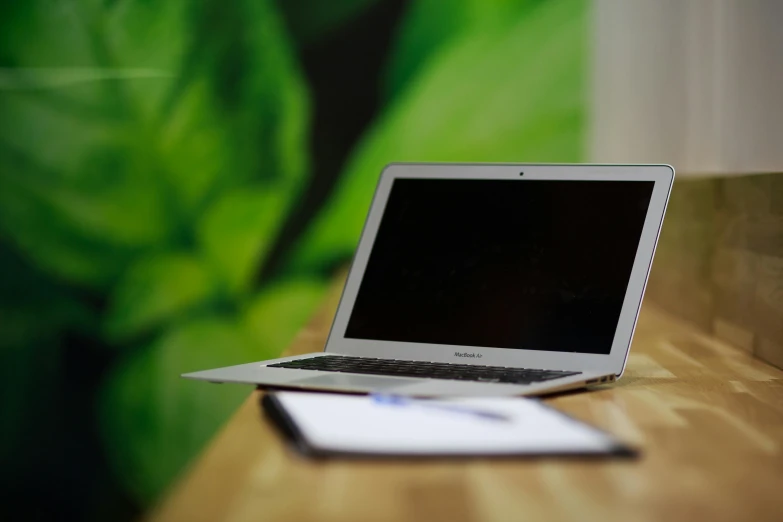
left=150, top=279, right=783, bottom=522
left=646, top=172, right=783, bottom=369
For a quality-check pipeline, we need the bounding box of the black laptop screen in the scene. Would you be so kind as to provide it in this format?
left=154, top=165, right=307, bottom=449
left=343, top=178, right=655, bottom=355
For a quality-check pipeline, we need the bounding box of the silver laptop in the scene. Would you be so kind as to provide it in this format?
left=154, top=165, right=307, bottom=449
left=183, top=163, right=674, bottom=396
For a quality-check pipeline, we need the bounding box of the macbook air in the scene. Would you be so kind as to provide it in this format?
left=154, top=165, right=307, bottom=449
left=183, top=163, right=674, bottom=396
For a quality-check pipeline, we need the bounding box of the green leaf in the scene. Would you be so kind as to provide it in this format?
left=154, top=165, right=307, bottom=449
left=291, top=0, right=586, bottom=272
left=276, top=0, right=380, bottom=44
left=0, top=0, right=310, bottom=289
left=100, top=316, right=256, bottom=505
left=197, top=187, right=287, bottom=297
left=0, top=0, right=188, bottom=277
left=101, top=278, right=327, bottom=504
left=242, top=278, right=328, bottom=349
left=385, top=0, right=544, bottom=99
left=0, top=174, right=133, bottom=287
left=105, top=253, right=214, bottom=342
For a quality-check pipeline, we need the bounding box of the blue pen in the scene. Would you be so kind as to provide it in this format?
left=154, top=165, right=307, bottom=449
left=370, top=394, right=510, bottom=423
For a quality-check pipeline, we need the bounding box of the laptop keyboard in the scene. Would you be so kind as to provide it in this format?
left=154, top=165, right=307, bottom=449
left=268, top=356, right=582, bottom=385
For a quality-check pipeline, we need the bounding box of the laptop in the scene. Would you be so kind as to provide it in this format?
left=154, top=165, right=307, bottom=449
left=183, top=163, right=674, bottom=396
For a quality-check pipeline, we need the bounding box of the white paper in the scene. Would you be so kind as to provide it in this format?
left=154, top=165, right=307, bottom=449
left=274, top=392, right=621, bottom=455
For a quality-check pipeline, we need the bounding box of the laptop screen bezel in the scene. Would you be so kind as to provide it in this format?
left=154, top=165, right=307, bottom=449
left=323, top=163, right=674, bottom=377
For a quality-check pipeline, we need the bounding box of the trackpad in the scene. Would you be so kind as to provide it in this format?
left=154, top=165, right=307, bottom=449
left=288, top=374, right=419, bottom=391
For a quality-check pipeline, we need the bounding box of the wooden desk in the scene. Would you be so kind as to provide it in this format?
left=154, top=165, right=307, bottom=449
left=151, top=282, right=783, bottom=522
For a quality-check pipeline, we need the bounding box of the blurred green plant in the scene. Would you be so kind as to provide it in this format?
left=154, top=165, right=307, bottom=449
left=281, top=0, right=381, bottom=44
left=0, top=0, right=322, bottom=505
left=0, top=0, right=586, bottom=511
left=384, top=0, right=547, bottom=99
left=292, top=0, right=586, bottom=272
left=0, top=242, right=94, bottom=474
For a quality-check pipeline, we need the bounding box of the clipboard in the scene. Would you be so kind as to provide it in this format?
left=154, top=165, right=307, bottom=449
left=262, top=392, right=638, bottom=460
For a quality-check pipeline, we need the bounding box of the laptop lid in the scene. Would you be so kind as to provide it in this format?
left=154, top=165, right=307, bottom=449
left=324, top=163, right=674, bottom=376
